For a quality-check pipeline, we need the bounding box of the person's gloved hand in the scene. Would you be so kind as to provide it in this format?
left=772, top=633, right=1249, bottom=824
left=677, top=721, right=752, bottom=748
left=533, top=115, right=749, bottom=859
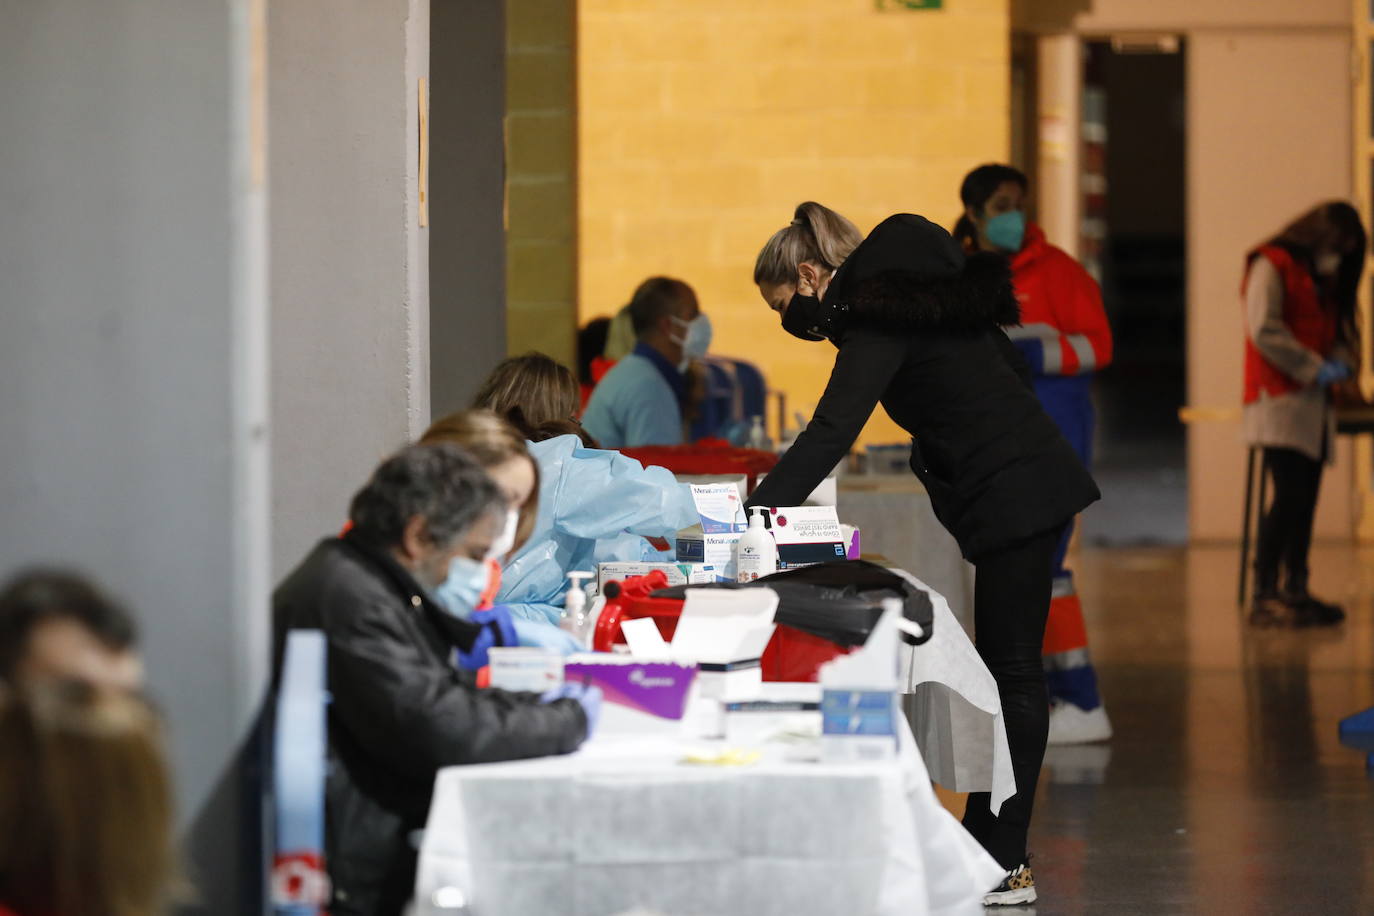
left=1315, top=360, right=1353, bottom=387
left=540, top=682, right=603, bottom=738
left=1012, top=337, right=1045, bottom=375
left=512, top=617, right=585, bottom=655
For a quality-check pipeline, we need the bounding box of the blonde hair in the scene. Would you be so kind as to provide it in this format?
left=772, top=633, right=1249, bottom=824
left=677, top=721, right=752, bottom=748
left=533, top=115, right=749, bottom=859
left=753, top=201, right=864, bottom=287
left=472, top=353, right=580, bottom=432
left=419, top=409, right=540, bottom=553
left=0, top=681, right=180, bottom=916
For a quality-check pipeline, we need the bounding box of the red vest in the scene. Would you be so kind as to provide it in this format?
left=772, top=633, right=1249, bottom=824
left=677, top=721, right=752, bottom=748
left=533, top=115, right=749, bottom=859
left=1242, top=245, right=1338, bottom=403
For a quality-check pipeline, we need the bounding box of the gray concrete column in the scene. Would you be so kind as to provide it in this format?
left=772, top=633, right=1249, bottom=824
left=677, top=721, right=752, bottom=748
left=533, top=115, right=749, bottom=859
left=268, top=0, right=432, bottom=580
left=430, top=0, right=508, bottom=416
left=0, top=1, right=270, bottom=912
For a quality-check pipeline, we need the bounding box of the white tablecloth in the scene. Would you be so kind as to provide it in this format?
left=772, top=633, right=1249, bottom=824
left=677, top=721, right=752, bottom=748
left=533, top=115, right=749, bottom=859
left=414, top=689, right=1004, bottom=916
left=896, top=571, right=1013, bottom=812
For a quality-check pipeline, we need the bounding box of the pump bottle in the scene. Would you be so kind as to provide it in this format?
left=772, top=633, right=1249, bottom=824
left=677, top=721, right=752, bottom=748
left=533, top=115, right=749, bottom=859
left=735, top=507, right=777, bottom=583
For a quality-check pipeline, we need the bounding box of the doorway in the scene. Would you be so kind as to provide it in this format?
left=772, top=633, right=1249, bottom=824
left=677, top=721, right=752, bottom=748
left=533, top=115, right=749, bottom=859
left=1079, top=38, right=1189, bottom=547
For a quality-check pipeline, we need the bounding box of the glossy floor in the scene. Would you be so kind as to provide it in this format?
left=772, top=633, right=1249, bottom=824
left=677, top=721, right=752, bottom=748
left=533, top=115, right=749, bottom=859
left=1020, top=544, right=1374, bottom=915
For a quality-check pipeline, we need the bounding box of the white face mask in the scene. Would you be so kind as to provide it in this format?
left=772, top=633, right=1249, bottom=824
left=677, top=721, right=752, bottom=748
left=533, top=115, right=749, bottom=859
left=485, top=508, right=519, bottom=562
left=670, top=314, right=713, bottom=371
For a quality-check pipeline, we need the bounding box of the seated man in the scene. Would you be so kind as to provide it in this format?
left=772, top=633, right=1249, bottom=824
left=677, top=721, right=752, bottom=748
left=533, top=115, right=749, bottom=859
left=273, top=443, right=595, bottom=916
left=0, top=570, right=143, bottom=690
left=582, top=276, right=703, bottom=448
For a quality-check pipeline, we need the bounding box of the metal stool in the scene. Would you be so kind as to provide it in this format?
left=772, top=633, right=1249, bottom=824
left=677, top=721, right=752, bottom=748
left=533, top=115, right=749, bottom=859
left=1237, top=446, right=1269, bottom=607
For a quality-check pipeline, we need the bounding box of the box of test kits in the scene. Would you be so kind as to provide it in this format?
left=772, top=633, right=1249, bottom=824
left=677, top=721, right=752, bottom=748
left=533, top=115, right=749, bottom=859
left=819, top=601, right=901, bottom=763
left=675, top=482, right=748, bottom=580
left=595, top=561, right=721, bottom=591
left=766, top=505, right=849, bottom=569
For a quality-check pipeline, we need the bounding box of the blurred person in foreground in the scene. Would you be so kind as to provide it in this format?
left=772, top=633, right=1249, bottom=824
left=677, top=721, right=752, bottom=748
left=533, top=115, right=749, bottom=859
left=0, top=679, right=179, bottom=916
left=474, top=354, right=698, bottom=626
left=954, top=163, right=1114, bottom=745
left=0, top=569, right=142, bottom=691
left=273, top=443, right=596, bottom=915
left=582, top=277, right=710, bottom=448
left=1242, top=201, right=1365, bottom=627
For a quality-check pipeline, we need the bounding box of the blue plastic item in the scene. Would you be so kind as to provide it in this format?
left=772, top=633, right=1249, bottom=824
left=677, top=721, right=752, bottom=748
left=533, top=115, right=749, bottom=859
left=272, top=631, right=330, bottom=915
left=1338, top=706, right=1374, bottom=772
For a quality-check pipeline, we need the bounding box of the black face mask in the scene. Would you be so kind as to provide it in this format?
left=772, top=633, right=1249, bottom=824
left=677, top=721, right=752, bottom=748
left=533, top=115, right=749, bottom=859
left=782, top=292, right=827, bottom=342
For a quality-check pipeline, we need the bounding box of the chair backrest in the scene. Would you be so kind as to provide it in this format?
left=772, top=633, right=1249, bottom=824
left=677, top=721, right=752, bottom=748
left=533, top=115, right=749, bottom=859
left=272, top=630, right=330, bottom=915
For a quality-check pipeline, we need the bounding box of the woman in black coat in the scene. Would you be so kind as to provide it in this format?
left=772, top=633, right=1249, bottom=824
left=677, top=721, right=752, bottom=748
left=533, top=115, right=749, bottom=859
left=747, top=203, right=1099, bottom=903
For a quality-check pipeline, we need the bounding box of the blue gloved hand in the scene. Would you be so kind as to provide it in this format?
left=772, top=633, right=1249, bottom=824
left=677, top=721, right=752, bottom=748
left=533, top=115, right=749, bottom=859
left=540, top=682, right=603, bottom=737
left=512, top=616, right=585, bottom=655
left=1315, top=360, right=1353, bottom=387
left=1012, top=337, right=1045, bottom=375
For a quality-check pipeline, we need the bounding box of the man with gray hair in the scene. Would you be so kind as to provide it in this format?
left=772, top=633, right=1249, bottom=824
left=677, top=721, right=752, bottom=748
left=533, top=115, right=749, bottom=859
left=272, top=442, right=594, bottom=916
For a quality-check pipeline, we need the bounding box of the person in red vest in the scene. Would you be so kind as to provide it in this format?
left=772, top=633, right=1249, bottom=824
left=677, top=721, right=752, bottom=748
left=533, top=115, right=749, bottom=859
left=955, top=164, right=1114, bottom=746
left=1243, top=201, right=1365, bottom=626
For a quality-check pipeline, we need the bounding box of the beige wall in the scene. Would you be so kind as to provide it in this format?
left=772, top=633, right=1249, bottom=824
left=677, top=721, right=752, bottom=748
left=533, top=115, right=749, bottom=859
left=1018, top=0, right=1358, bottom=540
left=1187, top=30, right=1355, bottom=541
left=507, top=0, right=578, bottom=363
left=577, top=0, right=1010, bottom=445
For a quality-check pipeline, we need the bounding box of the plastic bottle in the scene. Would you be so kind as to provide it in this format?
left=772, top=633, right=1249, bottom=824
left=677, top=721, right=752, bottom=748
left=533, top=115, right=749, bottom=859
left=560, top=571, right=595, bottom=644
left=747, top=415, right=770, bottom=451
left=735, top=507, right=777, bottom=583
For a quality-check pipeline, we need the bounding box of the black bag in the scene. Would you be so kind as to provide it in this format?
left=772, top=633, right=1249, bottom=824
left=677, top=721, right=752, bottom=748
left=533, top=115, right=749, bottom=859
left=651, top=559, right=933, bottom=647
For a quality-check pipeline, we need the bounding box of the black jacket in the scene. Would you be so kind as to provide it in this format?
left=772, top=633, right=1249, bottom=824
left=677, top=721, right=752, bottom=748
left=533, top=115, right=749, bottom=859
left=272, top=532, right=587, bottom=915
left=747, top=214, right=1099, bottom=561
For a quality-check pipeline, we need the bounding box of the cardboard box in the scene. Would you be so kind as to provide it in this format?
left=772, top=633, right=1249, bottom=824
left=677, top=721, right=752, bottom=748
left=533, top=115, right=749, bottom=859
left=766, top=505, right=849, bottom=569
left=668, top=587, right=778, bottom=703
left=820, top=601, right=901, bottom=763
left=675, top=482, right=747, bottom=580
left=596, top=561, right=720, bottom=590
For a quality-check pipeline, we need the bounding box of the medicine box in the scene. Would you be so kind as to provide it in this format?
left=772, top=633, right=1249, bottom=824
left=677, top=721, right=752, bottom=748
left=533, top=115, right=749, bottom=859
left=596, top=561, right=721, bottom=590
left=675, top=482, right=748, bottom=580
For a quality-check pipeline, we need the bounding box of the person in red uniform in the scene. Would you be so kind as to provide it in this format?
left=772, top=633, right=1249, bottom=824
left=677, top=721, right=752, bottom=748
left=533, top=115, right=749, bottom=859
left=955, top=164, right=1114, bottom=745
left=1242, top=202, right=1364, bottom=626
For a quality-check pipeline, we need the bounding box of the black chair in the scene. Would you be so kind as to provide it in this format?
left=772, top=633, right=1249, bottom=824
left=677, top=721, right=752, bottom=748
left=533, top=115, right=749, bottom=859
left=1237, top=446, right=1268, bottom=607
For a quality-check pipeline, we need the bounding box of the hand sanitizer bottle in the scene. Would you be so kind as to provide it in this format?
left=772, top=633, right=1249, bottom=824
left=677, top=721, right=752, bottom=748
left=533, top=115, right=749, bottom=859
left=735, top=507, right=777, bottom=583
left=560, top=571, right=595, bottom=644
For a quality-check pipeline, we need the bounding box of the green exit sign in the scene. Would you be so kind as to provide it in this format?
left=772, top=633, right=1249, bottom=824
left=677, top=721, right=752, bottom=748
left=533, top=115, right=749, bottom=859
left=876, top=0, right=943, bottom=9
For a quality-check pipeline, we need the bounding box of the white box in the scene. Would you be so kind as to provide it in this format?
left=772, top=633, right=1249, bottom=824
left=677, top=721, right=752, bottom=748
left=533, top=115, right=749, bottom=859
left=668, top=587, right=778, bottom=703
left=596, top=561, right=720, bottom=590
left=767, top=505, right=849, bottom=569
left=675, top=482, right=747, bottom=580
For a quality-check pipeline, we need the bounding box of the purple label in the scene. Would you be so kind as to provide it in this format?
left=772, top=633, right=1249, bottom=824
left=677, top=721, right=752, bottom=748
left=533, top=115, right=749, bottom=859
left=563, top=660, right=699, bottom=720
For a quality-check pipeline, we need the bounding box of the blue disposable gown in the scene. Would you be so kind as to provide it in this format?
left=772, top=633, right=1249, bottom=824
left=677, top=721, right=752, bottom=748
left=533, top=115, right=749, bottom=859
left=498, top=435, right=699, bottom=624
left=581, top=352, right=684, bottom=448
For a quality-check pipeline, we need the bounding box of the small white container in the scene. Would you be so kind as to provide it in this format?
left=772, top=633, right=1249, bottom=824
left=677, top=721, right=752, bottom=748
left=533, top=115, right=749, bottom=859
left=735, top=506, right=778, bottom=583
left=487, top=647, right=563, bottom=693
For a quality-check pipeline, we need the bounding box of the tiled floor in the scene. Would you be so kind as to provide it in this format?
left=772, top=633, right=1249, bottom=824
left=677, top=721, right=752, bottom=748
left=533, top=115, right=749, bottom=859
left=1020, top=544, right=1374, bottom=914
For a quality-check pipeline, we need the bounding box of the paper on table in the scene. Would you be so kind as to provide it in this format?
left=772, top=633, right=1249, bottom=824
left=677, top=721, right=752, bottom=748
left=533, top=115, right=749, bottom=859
left=620, top=617, right=670, bottom=655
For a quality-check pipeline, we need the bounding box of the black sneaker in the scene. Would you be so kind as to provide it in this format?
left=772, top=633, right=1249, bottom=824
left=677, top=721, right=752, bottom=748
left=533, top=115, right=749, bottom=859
left=983, top=861, right=1036, bottom=906
left=1249, top=593, right=1299, bottom=628
left=1285, top=591, right=1346, bottom=626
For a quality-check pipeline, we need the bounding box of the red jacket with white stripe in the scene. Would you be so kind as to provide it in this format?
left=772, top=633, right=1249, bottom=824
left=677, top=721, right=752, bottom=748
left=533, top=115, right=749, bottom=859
left=1006, top=224, right=1114, bottom=377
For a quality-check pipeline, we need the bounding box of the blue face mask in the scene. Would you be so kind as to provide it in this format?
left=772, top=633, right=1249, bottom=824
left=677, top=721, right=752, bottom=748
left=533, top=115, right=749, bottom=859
left=985, top=210, right=1026, bottom=253
left=433, top=556, right=492, bottom=621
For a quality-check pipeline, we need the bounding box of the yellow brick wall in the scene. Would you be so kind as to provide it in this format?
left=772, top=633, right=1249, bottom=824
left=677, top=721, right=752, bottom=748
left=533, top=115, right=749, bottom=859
left=507, top=0, right=577, bottom=362
left=578, top=0, right=1010, bottom=445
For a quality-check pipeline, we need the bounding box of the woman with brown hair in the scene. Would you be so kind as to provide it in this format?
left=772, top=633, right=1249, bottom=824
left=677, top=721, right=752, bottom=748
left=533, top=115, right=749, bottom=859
left=0, top=680, right=180, bottom=916
left=419, top=409, right=582, bottom=655
left=470, top=354, right=697, bottom=626
left=1243, top=201, right=1365, bottom=626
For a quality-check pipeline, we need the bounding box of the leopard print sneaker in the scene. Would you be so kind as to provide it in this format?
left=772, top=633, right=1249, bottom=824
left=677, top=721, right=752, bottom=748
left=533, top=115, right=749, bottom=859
left=983, top=862, right=1037, bottom=906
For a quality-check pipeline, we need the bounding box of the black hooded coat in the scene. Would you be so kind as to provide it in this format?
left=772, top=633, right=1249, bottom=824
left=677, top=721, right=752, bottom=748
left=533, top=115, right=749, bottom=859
left=746, top=214, right=1100, bottom=561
